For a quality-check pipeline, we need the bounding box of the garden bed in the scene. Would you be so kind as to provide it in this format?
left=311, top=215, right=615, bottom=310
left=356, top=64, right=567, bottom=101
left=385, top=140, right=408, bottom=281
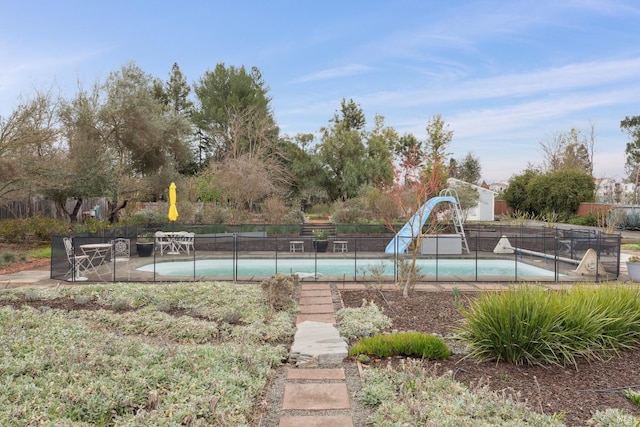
left=340, top=289, right=640, bottom=426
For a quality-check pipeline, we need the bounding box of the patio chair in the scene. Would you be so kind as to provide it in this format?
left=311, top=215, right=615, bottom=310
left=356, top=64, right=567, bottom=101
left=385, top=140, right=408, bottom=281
left=63, top=237, right=90, bottom=280
left=155, top=231, right=173, bottom=256
left=111, top=238, right=130, bottom=261
left=175, top=232, right=195, bottom=255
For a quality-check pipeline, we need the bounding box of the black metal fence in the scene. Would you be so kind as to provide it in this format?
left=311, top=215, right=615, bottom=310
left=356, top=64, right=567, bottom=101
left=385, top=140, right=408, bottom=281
left=50, top=225, right=621, bottom=283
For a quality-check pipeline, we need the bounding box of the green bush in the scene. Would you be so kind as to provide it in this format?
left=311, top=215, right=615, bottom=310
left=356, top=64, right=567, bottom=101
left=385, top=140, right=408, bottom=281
left=1, top=252, right=17, bottom=264
left=457, top=285, right=640, bottom=366
left=0, top=216, right=69, bottom=243
left=28, top=216, right=70, bottom=240
left=349, top=332, right=451, bottom=359
left=566, top=212, right=599, bottom=226
left=125, top=209, right=167, bottom=225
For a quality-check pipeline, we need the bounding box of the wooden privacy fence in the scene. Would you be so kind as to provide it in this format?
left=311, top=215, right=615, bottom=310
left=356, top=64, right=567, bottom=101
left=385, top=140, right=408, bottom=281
left=0, top=198, right=109, bottom=221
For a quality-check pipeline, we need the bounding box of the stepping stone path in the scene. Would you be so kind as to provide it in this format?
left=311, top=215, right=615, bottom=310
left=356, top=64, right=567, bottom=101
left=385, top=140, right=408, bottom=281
left=278, top=283, right=353, bottom=426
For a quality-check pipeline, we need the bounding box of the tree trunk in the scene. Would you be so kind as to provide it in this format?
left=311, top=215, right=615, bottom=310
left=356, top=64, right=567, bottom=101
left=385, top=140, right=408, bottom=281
left=108, top=199, right=128, bottom=224
left=70, top=199, right=83, bottom=222
left=57, top=198, right=83, bottom=223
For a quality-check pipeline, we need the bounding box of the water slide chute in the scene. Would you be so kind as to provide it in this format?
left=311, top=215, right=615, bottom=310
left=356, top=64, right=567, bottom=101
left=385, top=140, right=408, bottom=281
left=385, top=196, right=457, bottom=254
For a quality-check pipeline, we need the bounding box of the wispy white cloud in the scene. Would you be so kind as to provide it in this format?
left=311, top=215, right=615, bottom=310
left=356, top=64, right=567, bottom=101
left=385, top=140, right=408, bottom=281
left=295, top=64, right=373, bottom=83
left=0, top=46, right=111, bottom=92
left=357, top=57, right=640, bottom=110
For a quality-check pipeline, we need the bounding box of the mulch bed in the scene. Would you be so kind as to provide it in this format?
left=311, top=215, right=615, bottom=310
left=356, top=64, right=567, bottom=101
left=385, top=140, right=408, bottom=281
left=340, top=289, right=640, bottom=426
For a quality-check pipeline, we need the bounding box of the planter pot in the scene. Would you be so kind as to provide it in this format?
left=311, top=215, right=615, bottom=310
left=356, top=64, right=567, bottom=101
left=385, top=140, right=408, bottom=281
left=627, top=262, right=640, bottom=281
left=313, top=240, right=328, bottom=253
left=136, top=242, right=154, bottom=257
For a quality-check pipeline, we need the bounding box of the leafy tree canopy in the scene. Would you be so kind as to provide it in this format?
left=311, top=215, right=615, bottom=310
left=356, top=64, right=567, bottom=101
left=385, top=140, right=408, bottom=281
left=504, top=168, right=594, bottom=220
left=192, top=64, right=278, bottom=162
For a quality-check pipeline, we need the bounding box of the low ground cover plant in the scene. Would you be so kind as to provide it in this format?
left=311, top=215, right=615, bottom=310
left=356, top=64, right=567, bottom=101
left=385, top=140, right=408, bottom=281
left=336, top=300, right=391, bottom=340
left=360, top=359, right=640, bottom=426
left=349, top=331, right=451, bottom=359
left=360, top=359, right=565, bottom=426
left=456, top=284, right=640, bottom=366
left=0, top=282, right=296, bottom=426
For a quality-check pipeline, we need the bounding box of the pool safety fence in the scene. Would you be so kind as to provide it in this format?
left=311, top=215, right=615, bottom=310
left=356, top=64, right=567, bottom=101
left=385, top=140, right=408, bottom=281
left=50, top=229, right=621, bottom=283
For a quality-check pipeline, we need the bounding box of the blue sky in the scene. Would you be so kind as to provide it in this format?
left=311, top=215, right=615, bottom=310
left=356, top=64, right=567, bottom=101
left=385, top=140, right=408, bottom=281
left=2, top=0, right=640, bottom=183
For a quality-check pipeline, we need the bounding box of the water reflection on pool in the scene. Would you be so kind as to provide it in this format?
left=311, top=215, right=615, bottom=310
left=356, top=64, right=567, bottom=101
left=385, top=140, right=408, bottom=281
left=137, top=258, right=560, bottom=278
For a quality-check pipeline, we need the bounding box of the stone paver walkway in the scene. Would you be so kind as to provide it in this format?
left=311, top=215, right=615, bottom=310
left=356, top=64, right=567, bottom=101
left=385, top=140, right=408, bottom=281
left=279, top=283, right=353, bottom=426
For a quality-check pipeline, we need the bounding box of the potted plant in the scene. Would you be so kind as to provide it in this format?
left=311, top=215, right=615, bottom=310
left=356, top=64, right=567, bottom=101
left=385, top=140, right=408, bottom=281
left=136, top=233, right=155, bottom=257
left=627, top=255, right=640, bottom=281
left=312, top=229, right=329, bottom=252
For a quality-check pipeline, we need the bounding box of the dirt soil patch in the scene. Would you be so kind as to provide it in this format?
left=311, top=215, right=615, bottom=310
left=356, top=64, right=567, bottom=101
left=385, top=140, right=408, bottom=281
left=340, top=289, right=640, bottom=426
left=0, top=243, right=50, bottom=275
left=0, top=258, right=50, bottom=275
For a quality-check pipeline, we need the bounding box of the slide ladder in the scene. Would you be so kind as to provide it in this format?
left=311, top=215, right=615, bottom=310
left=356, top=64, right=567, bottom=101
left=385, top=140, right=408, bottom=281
left=385, top=189, right=469, bottom=254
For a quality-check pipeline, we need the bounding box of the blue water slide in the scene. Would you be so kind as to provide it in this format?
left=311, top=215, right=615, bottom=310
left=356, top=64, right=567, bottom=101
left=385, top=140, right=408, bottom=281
left=385, top=196, right=457, bottom=254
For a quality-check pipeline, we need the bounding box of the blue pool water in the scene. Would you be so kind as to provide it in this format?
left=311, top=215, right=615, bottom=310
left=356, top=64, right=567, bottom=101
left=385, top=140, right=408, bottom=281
left=137, top=258, right=559, bottom=278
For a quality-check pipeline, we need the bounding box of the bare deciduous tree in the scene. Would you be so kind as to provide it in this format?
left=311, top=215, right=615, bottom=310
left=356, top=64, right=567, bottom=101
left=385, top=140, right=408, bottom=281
left=0, top=92, right=60, bottom=215
left=539, top=126, right=595, bottom=174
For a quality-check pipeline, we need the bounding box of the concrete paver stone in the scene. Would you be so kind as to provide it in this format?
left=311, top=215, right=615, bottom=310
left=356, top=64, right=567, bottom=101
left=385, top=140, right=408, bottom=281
left=295, top=313, right=335, bottom=325
left=286, top=368, right=345, bottom=381
left=299, top=290, right=332, bottom=297
left=299, top=284, right=332, bottom=290
left=298, top=304, right=334, bottom=314
left=281, top=383, right=351, bottom=410
left=298, top=296, right=333, bottom=305
left=279, top=415, right=354, bottom=427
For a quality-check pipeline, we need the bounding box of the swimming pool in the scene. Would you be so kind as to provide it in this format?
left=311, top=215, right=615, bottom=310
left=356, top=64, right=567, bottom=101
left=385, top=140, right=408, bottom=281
left=137, top=257, right=560, bottom=279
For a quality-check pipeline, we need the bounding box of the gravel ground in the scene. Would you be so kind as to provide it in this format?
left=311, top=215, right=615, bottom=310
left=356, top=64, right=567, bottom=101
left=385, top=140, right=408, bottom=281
left=256, top=362, right=372, bottom=427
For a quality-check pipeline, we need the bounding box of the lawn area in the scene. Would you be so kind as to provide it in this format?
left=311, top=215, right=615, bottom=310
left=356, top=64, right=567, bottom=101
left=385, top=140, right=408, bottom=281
left=0, top=282, right=296, bottom=426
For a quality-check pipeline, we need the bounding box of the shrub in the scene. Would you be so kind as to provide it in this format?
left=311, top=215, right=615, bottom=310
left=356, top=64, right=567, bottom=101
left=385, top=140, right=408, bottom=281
left=567, top=212, right=599, bottom=226
left=283, top=209, right=304, bottom=224
left=349, top=332, right=451, bottom=359
left=457, top=285, right=640, bottom=367
left=193, top=204, right=230, bottom=224
left=28, top=216, right=69, bottom=240
left=336, top=300, right=392, bottom=340
left=261, top=273, right=296, bottom=312
left=261, top=196, right=289, bottom=223
left=125, top=209, right=167, bottom=225
left=332, top=206, right=365, bottom=224
left=2, top=252, right=17, bottom=263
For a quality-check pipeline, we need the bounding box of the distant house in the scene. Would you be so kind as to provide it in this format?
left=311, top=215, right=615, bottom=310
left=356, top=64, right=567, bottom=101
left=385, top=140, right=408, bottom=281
left=489, top=182, right=509, bottom=193
left=447, top=178, right=497, bottom=221
left=594, top=178, right=620, bottom=204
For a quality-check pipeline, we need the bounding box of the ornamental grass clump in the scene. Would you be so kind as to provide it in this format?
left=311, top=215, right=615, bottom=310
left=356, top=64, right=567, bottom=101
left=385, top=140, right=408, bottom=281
left=349, top=331, right=451, bottom=359
left=457, top=284, right=640, bottom=367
